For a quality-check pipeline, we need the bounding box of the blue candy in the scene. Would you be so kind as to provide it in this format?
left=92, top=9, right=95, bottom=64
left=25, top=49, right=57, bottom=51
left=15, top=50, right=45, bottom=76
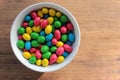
left=45, top=33, right=53, bottom=42
left=44, top=14, right=49, bottom=19
left=39, top=31, right=46, bottom=36
left=25, top=41, right=31, bottom=50
left=66, top=41, right=72, bottom=46
left=24, top=15, right=31, bottom=22
left=62, top=52, right=69, bottom=58
left=68, top=33, right=75, bottom=42
left=47, top=41, right=52, bottom=47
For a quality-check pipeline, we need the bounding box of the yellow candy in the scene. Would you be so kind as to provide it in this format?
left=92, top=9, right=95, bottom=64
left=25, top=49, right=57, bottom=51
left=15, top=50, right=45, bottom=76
left=47, top=17, right=54, bottom=24
left=32, top=26, right=41, bottom=32
left=31, top=53, right=35, bottom=56
left=41, top=7, right=48, bottom=14
left=57, top=56, right=64, bottom=63
left=56, top=11, right=62, bottom=17
left=23, top=33, right=31, bottom=41
left=36, top=59, right=42, bottom=66
left=45, top=25, right=52, bottom=34
left=49, top=8, right=56, bottom=16
left=26, top=27, right=32, bottom=34
left=38, top=10, right=43, bottom=17
left=56, top=41, right=64, bottom=47
left=23, top=52, right=31, bottom=59
left=42, top=58, right=49, bottom=67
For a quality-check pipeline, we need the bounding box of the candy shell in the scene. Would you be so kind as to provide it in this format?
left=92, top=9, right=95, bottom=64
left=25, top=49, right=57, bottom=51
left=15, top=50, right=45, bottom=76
left=25, top=41, right=31, bottom=50
left=68, top=33, right=75, bottom=42
left=50, top=46, right=57, bottom=52
left=54, top=29, right=61, bottom=40
left=36, top=59, right=42, bottom=66
left=38, top=10, right=43, bottom=17
left=56, top=47, right=64, bottom=56
left=42, top=51, right=51, bottom=59
left=52, top=38, right=57, bottom=45
left=29, top=20, right=34, bottom=27
left=50, top=54, right=57, bottom=64
left=47, top=17, right=54, bottom=24
left=62, top=52, right=69, bottom=58
left=45, top=33, right=53, bottom=42
left=23, top=52, right=31, bottom=59
left=37, top=36, right=45, bottom=43
left=42, top=59, right=49, bottom=67
left=31, top=32, right=39, bottom=39
left=41, top=45, right=49, bottom=53
left=49, top=8, right=56, bottom=16
left=29, top=56, right=37, bottom=64
left=18, top=35, right=23, bottom=40
left=18, top=27, right=25, bottom=35
left=26, top=27, right=32, bottom=34
left=60, top=26, right=67, bottom=34
left=34, top=17, right=40, bottom=26
left=63, top=44, right=73, bottom=53
left=22, top=22, right=28, bottom=28
left=32, top=26, right=41, bottom=32
left=24, top=15, right=31, bottom=22
left=39, top=30, right=46, bottom=36
left=61, top=34, right=68, bottom=42
left=54, top=21, right=61, bottom=28
left=57, top=56, right=64, bottom=63
left=42, top=7, right=49, bottom=14
left=40, top=19, right=48, bottom=29
left=47, top=41, right=52, bottom=47
left=30, top=12, right=37, bottom=19
left=30, top=48, right=37, bottom=53
left=56, top=41, right=64, bottom=47
left=45, top=25, right=52, bottom=34
left=60, top=15, right=68, bottom=23
left=56, top=11, right=62, bottom=17
left=67, top=23, right=73, bottom=31
left=31, top=40, right=40, bottom=47
left=23, top=33, right=31, bottom=41
left=35, top=50, right=42, bottom=59
left=17, top=40, right=24, bottom=49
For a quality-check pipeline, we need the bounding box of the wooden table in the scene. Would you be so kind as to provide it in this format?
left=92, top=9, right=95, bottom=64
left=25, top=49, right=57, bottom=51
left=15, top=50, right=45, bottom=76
left=0, top=0, right=120, bottom=80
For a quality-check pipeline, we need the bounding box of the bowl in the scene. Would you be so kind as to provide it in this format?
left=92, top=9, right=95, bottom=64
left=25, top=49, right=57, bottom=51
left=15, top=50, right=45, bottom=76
left=10, top=2, right=81, bottom=72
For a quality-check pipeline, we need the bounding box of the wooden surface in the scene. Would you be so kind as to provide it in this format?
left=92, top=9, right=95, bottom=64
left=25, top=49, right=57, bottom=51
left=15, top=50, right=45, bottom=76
left=0, top=0, right=120, bottom=80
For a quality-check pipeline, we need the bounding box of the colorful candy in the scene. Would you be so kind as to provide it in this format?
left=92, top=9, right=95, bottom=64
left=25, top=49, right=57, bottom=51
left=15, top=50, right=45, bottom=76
left=45, top=25, right=52, bottom=34
left=23, top=52, right=31, bottom=59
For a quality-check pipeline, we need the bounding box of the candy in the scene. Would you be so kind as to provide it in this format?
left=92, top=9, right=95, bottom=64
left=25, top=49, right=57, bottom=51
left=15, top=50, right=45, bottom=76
left=49, top=8, right=56, bottom=16
left=56, top=41, right=64, bottom=47
left=34, top=17, right=40, bottom=26
left=47, top=41, right=52, bottom=47
left=22, top=22, right=28, bottom=28
left=29, top=20, right=34, bottom=27
left=23, top=52, right=31, bottom=59
left=63, top=44, right=73, bottom=53
left=57, top=56, right=64, bottom=63
left=17, top=40, right=24, bottom=49
left=56, top=11, right=62, bottom=17
left=23, top=33, right=31, bottom=41
left=50, top=46, right=57, bottom=52
left=42, top=7, right=49, bottom=14
left=18, top=35, right=23, bottom=40
left=29, top=56, right=37, bottom=64
left=40, top=19, right=48, bottom=29
left=24, top=15, right=31, bottom=22
left=56, top=47, right=64, bottom=55
left=26, top=27, right=32, bottom=34
left=68, top=33, right=75, bottom=42
left=44, top=14, right=49, bottom=19
left=42, top=59, right=49, bottom=67
left=36, top=59, right=42, bottom=66
left=66, top=41, right=72, bottom=45
left=54, top=29, right=61, bottom=40
left=31, top=32, right=39, bottom=39
left=41, top=45, right=49, bottom=53
left=30, top=48, right=37, bottom=53
left=61, top=34, right=68, bottom=42
left=60, top=15, right=68, bottom=23
left=54, top=16, right=59, bottom=22
left=42, top=51, right=51, bottom=59
left=52, top=38, right=57, bottom=45
left=47, top=17, right=54, bottom=24
left=31, top=12, right=37, bottom=19
left=31, top=40, right=40, bottom=47
left=67, top=23, right=73, bottom=31
left=45, top=33, right=53, bottom=41
left=38, top=10, right=43, bottom=17
left=50, top=54, right=57, bottom=64
left=54, top=21, right=61, bottom=28
left=35, top=50, right=42, bottom=59
left=37, top=36, right=45, bottom=43
left=39, top=30, right=46, bottom=36
left=18, top=27, right=25, bottom=34
left=25, top=41, right=31, bottom=50
left=45, top=25, right=52, bottom=34
left=62, top=52, right=69, bottom=58
left=32, top=26, right=41, bottom=32
left=60, top=26, right=67, bottom=34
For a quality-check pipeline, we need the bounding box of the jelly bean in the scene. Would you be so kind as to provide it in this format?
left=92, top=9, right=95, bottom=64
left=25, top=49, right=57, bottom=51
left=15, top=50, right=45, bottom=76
left=32, top=26, right=41, bottom=32
left=24, top=15, right=31, bottom=22
left=56, top=11, right=62, bottom=17
left=36, top=59, right=42, bottom=66
left=49, top=8, right=56, bottom=16
left=63, top=44, right=73, bottom=53
left=54, top=16, right=58, bottom=22
left=56, top=47, right=64, bottom=55
left=66, top=41, right=72, bottom=46
left=44, top=14, right=49, bottom=19
left=23, top=33, right=31, bottom=41
left=35, top=50, right=42, bottom=59
left=31, top=32, right=39, bottom=39
left=50, top=54, right=57, bottom=64
left=62, top=52, right=69, bottom=58
left=42, top=7, right=49, bottom=14
left=61, top=34, right=68, bottom=42
left=42, top=51, right=51, bottom=59
left=22, top=22, right=28, bottom=28
left=42, top=58, right=49, bottom=67
left=31, top=40, right=40, bottom=47
left=37, top=36, right=45, bottom=43
left=30, top=12, right=37, bottom=19
left=41, top=45, right=49, bottom=53
left=54, top=29, right=61, bottom=40
left=34, top=17, right=40, bottom=26
left=67, top=23, right=73, bottom=31
left=18, top=27, right=25, bottom=34
left=45, top=25, right=52, bottom=34
left=52, top=38, right=57, bottom=45
left=17, top=40, right=24, bottom=49
left=56, top=41, right=64, bottom=47
left=26, top=27, right=32, bottom=34
left=50, top=46, right=57, bottom=52
left=54, top=21, right=61, bottom=28
left=57, top=56, right=64, bottom=63
left=47, top=17, right=54, bottom=24
left=47, top=41, right=52, bottom=47
left=39, top=30, right=46, bottom=36
left=18, top=35, right=23, bottom=40
left=60, top=15, right=68, bottom=23
left=60, top=26, right=67, bottom=34
left=40, top=19, right=48, bottom=29
left=38, top=10, right=43, bottom=17
left=45, top=33, right=53, bottom=41
left=31, top=53, right=35, bottom=56
left=68, top=33, right=75, bottom=42
left=52, top=25, right=55, bottom=33
left=30, top=48, right=37, bottom=53
left=29, top=56, right=37, bottom=64
left=29, top=20, right=34, bottom=27
left=25, top=41, right=31, bottom=50
left=23, top=52, right=31, bottom=59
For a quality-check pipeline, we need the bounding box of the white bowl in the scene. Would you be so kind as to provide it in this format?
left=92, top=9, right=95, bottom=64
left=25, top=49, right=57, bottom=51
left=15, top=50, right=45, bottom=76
left=10, top=2, right=81, bottom=72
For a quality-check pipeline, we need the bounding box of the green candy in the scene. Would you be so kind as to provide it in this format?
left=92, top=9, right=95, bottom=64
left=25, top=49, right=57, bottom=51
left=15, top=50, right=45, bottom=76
left=18, top=27, right=25, bottom=34
left=29, top=20, right=34, bottom=27
left=61, top=34, right=68, bottom=42
left=29, top=56, right=37, bottom=64
left=42, top=51, right=52, bottom=59
left=41, top=45, right=49, bottom=53
left=31, top=40, right=40, bottom=47
left=17, top=40, right=24, bottom=49
left=37, top=36, right=45, bottom=43
left=54, top=21, right=61, bottom=28
left=31, top=32, right=39, bottom=39
left=60, top=15, right=68, bottom=23
left=54, top=16, right=59, bottom=22
left=50, top=46, right=57, bottom=52
left=52, top=25, right=55, bottom=33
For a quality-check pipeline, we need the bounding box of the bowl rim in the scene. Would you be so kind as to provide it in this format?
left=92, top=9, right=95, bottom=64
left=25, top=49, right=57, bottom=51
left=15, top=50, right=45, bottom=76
left=10, top=2, right=81, bottom=72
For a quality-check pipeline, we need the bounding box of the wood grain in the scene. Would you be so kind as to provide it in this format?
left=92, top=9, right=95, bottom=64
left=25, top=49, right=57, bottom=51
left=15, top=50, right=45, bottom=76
left=0, top=0, right=120, bottom=80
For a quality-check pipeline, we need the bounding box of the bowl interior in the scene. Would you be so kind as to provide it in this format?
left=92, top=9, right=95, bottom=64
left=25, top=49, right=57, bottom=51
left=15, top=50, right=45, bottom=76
left=10, top=2, right=80, bottom=72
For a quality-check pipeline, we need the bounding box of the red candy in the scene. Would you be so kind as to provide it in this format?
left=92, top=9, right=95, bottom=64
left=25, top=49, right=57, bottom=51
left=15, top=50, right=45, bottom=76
left=67, top=23, right=73, bottom=31
left=35, top=50, right=42, bottom=59
left=50, top=54, right=57, bottom=64
left=30, top=48, right=37, bottom=53
left=18, top=35, right=23, bottom=40
left=40, top=19, right=48, bottom=29
left=60, top=26, right=67, bottom=34
left=22, top=22, right=28, bottom=27
left=23, top=48, right=29, bottom=52
left=34, top=17, right=40, bottom=26
left=52, top=38, right=57, bottom=45
left=31, top=12, right=38, bottom=19
left=54, top=29, right=61, bottom=40
left=56, top=47, right=64, bottom=55
left=63, top=44, right=73, bottom=53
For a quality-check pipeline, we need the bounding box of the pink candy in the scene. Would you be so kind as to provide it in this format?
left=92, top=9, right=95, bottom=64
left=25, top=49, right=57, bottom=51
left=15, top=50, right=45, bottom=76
left=50, top=54, right=57, bottom=64
left=63, top=44, right=73, bottom=53
left=30, top=48, right=37, bottom=53
left=54, top=29, right=61, bottom=40
left=18, top=35, right=23, bottom=40
left=40, top=19, right=48, bottom=29
left=22, top=22, right=28, bottom=27
left=52, top=38, right=57, bottom=45
left=31, top=12, right=38, bottom=19
left=34, top=17, right=40, bottom=26
left=56, top=47, right=64, bottom=55
left=35, top=50, right=42, bottom=59
left=67, top=23, right=73, bottom=31
left=60, top=26, right=67, bottom=34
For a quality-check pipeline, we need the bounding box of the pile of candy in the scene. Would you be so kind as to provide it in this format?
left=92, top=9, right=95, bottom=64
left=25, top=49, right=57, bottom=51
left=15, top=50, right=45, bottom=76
left=17, top=7, right=75, bottom=67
